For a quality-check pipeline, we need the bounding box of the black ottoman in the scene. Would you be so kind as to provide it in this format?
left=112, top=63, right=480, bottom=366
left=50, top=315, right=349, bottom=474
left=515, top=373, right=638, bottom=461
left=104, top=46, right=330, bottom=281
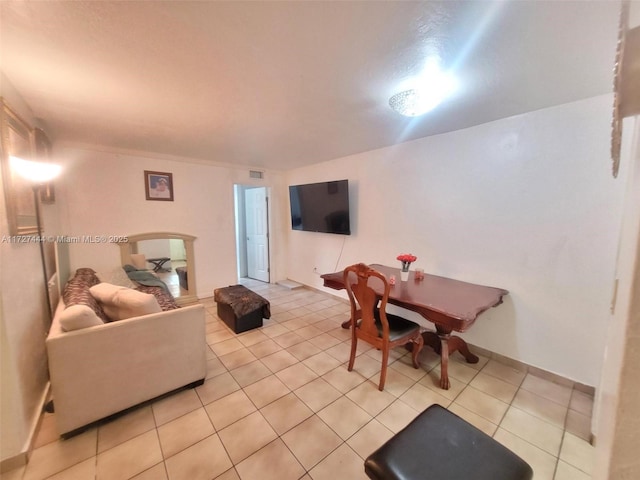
left=213, top=285, right=271, bottom=334
left=365, top=404, right=533, bottom=480
left=176, top=267, right=188, bottom=290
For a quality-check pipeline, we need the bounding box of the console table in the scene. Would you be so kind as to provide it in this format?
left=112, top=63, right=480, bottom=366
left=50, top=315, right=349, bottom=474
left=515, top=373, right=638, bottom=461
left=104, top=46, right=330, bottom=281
left=321, top=264, right=508, bottom=389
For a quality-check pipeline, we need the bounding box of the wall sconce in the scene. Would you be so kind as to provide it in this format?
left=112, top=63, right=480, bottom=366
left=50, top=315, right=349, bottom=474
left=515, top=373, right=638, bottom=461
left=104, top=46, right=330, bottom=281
left=10, top=156, right=62, bottom=324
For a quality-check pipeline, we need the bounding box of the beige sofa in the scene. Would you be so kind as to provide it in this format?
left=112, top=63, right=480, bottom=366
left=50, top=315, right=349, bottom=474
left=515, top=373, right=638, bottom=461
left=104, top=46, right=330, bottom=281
left=46, top=270, right=206, bottom=437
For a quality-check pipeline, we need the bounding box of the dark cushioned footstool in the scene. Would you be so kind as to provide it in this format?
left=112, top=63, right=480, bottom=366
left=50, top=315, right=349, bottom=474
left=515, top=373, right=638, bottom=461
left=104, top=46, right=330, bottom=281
left=176, top=267, right=188, bottom=290
left=365, top=404, right=533, bottom=480
left=214, top=285, right=271, bottom=334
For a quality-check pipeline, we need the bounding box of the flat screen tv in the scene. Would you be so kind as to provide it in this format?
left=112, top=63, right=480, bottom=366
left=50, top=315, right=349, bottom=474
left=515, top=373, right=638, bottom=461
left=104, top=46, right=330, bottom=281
left=289, top=179, right=351, bottom=235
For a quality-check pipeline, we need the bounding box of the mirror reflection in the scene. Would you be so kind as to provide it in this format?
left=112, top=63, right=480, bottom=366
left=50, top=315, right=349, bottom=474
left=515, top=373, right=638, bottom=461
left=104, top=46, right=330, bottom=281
left=118, top=232, right=197, bottom=305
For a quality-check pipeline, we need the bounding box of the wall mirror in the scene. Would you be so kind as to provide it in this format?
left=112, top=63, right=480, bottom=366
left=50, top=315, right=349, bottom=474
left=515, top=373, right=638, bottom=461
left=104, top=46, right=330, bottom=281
left=1, top=98, right=37, bottom=235
left=118, top=232, right=197, bottom=306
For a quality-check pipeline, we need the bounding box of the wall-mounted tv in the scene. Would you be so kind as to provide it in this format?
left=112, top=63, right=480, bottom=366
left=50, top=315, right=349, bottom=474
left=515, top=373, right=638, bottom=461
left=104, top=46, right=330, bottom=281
left=289, top=179, right=351, bottom=235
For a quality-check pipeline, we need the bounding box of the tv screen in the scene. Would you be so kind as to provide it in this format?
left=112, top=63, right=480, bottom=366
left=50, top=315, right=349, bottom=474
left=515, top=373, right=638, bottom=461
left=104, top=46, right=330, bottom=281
left=289, top=180, right=351, bottom=235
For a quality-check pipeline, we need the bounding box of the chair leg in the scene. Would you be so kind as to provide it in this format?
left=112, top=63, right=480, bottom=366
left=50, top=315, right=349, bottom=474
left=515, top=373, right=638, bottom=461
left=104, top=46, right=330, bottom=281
left=379, top=347, right=390, bottom=391
left=348, top=336, right=358, bottom=372
left=411, top=334, right=424, bottom=369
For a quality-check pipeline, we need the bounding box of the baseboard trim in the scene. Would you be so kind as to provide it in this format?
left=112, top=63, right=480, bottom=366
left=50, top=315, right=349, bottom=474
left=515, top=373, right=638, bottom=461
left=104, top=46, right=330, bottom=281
left=0, top=382, right=51, bottom=474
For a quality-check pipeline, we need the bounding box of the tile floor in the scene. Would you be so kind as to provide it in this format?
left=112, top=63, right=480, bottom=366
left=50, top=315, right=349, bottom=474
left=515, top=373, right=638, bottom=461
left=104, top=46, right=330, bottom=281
left=6, top=280, right=596, bottom=480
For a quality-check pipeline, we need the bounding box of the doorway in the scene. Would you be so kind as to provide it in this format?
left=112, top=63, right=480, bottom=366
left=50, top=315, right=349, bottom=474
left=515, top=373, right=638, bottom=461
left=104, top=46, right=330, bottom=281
left=234, top=185, right=270, bottom=283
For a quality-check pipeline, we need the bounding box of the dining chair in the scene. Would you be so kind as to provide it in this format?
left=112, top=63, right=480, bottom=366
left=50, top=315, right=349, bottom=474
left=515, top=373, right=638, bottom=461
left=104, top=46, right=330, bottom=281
left=344, top=263, right=424, bottom=391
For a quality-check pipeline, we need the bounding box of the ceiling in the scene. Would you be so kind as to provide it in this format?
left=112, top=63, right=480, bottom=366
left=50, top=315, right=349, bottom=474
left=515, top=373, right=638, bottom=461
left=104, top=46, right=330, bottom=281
left=0, top=1, right=620, bottom=171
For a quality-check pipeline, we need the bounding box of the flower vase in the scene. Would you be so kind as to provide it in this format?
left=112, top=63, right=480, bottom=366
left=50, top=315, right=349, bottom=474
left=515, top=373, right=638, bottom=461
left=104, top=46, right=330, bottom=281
left=400, top=269, right=410, bottom=282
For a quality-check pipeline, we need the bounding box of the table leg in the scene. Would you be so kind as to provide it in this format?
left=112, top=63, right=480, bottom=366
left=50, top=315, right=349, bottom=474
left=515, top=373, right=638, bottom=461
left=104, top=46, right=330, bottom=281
left=421, top=328, right=478, bottom=389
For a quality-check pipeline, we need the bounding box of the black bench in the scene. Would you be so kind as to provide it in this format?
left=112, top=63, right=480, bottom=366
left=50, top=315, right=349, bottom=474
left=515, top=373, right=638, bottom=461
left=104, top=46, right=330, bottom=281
left=213, top=285, right=270, bottom=334
left=365, top=404, right=533, bottom=480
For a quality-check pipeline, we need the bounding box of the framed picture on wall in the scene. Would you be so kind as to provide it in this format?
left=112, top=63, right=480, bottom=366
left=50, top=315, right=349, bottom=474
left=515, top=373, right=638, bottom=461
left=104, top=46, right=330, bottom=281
left=144, top=170, right=174, bottom=201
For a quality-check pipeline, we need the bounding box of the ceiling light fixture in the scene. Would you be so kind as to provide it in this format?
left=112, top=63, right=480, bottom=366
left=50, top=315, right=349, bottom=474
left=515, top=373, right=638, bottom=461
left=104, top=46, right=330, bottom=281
left=389, top=64, right=457, bottom=117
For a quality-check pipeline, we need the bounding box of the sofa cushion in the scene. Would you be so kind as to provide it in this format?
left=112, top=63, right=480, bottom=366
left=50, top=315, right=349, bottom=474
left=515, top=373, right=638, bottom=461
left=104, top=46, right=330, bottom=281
left=90, top=283, right=162, bottom=320
left=63, top=272, right=110, bottom=323
left=59, top=304, right=104, bottom=331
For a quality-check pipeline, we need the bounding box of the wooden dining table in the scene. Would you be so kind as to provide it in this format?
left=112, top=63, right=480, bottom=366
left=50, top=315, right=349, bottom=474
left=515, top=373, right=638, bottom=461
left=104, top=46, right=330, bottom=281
left=321, top=264, right=508, bottom=389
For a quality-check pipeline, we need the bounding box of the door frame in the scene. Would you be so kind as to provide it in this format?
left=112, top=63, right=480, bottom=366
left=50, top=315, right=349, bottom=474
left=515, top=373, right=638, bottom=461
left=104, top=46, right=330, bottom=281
left=234, top=184, right=271, bottom=283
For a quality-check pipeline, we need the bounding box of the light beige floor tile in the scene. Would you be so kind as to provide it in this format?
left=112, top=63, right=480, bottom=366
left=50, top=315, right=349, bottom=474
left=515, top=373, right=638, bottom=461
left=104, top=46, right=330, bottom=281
left=273, top=331, right=306, bottom=348
left=447, top=403, right=498, bottom=437
left=345, top=381, right=396, bottom=416
left=237, top=329, right=270, bottom=347
left=451, top=351, right=490, bottom=371
left=229, top=360, right=272, bottom=387
left=281, top=416, right=343, bottom=470
left=560, top=432, right=594, bottom=476
left=565, top=409, right=592, bottom=442
left=399, top=383, right=451, bottom=412
left=376, top=399, right=420, bottom=433
left=294, top=378, right=343, bottom=412
left=296, top=324, right=324, bottom=340
left=349, top=354, right=383, bottom=379
left=521, top=374, right=572, bottom=407
left=243, top=375, right=290, bottom=408
left=215, top=468, right=240, bottom=480
left=276, top=362, right=319, bottom=390
left=308, top=443, right=369, bottom=480
left=206, top=329, right=235, bottom=345
left=261, top=349, right=300, bottom=372
left=23, top=428, right=97, bottom=480
left=482, top=359, right=527, bottom=386
left=235, top=439, right=305, bottom=480
left=432, top=360, right=479, bottom=384
left=286, top=340, right=322, bottom=361
left=96, top=430, right=163, bottom=480
left=555, top=460, right=591, bottom=480
left=46, top=458, right=96, bottom=480
left=346, top=419, right=394, bottom=460
left=157, top=408, right=215, bottom=458
left=469, top=371, right=519, bottom=403
left=321, top=365, right=367, bottom=394
left=364, top=345, right=406, bottom=364
left=512, top=388, right=568, bottom=429
left=416, top=347, right=442, bottom=370
left=260, top=393, right=314, bottom=435
left=418, top=369, right=466, bottom=401
left=388, top=358, right=426, bottom=382
left=454, top=386, right=509, bottom=424
left=493, top=428, right=557, bottom=480
left=308, top=333, right=343, bottom=350
left=210, top=338, right=245, bottom=356
left=98, top=406, right=156, bottom=453
left=327, top=326, right=352, bottom=342
left=247, top=339, right=282, bottom=358
left=261, top=324, right=290, bottom=338
left=206, top=357, right=227, bottom=379
left=303, top=351, right=342, bottom=376
left=219, top=348, right=257, bottom=370
left=317, top=396, right=372, bottom=440
left=218, top=412, right=278, bottom=464
left=153, top=389, right=203, bottom=426
left=131, top=462, right=167, bottom=480
left=324, top=342, right=353, bottom=362
left=569, top=390, right=594, bottom=417
left=196, top=372, right=241, bottom=405
left=204, top=390, right=257, bottom=431
left=164, top=434, right=232, bottom=480
left=501, top=406, right=564, bottom=456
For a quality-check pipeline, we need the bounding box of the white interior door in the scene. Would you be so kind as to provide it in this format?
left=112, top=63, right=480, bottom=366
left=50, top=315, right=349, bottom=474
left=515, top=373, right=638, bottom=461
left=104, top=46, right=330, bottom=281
left=245, top=187, right=270, bottom=282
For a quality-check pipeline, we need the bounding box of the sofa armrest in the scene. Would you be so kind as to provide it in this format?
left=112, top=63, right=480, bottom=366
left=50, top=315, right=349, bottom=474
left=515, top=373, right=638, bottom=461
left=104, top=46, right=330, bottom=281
left=46, top=304, right=206, bottom=435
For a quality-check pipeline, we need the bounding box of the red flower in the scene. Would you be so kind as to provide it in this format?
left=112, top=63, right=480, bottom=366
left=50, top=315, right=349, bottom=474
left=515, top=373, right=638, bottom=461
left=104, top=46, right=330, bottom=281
left=396, top=254, right=417, bottom=263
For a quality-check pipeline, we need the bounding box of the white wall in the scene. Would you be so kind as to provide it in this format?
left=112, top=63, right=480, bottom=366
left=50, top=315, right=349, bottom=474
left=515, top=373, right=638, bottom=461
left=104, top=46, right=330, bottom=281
left=284, top=95, right=626, bottom=386
left=57, top=147, right=287, bottom=299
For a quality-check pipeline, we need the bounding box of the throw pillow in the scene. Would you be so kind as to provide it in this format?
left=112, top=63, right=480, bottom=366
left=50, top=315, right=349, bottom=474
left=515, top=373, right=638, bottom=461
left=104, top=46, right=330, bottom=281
left=91, top=284, right=162, bottom=321
left=59, top=304, right=104, bottom=331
